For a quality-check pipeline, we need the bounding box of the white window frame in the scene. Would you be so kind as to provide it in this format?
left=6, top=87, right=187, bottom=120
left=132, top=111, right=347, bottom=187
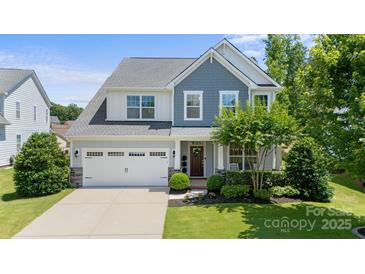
left=219, top=90, right=239, bottom=114
left=16, top=101, right=20, bottom=119
left=126, top=95, right=156, bottom=120
left=228, top=143, right=257, bottom=171
left=184, top=90, right=203, bottom=121
left=252, top=91, right=271, bottom=111
left=33, top=106, right=37, bottom=121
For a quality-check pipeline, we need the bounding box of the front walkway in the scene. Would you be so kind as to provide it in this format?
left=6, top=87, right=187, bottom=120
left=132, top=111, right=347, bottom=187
left=14, top=187, right=169, bottom=239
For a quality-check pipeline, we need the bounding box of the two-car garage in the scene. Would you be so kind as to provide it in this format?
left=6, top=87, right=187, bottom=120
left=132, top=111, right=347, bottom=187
left=82, top=148, right=170, bottom=187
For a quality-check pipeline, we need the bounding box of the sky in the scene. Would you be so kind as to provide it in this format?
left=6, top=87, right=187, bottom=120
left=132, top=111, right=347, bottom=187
left=0, top=34, right=315, bottom=107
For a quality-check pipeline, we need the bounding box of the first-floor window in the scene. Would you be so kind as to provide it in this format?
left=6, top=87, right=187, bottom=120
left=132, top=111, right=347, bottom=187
left=46, top=109, right=48, bottom=123
left=127, top=95, right=155, bottom=119
left=16, top=134, right=21, bottom=152
left=254, top=94, right=269, bottom=111
left=229, top=143, right=257, bottom=170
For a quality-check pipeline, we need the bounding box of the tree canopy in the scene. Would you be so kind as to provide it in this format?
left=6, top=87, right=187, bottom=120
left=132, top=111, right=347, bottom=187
left=50, top=102, right=83, bottom=124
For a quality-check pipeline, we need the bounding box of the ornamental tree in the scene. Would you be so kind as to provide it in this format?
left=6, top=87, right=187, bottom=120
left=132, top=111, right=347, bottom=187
left=211, top=101, right=298, bottom=191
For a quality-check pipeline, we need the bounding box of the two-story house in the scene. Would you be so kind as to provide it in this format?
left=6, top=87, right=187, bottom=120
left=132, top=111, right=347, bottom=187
left=0, top=69, right=51, bottom=166
left=67, top=39, right=282, bottom=187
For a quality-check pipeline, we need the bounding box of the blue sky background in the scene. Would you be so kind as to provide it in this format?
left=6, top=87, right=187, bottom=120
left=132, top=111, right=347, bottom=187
left=0, top=34, right=314, bottom=106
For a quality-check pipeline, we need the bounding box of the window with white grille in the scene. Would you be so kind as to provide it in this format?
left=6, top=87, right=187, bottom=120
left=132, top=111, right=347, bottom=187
left=108, top=151, right=124, bottom=157
left=150, top=152, right=166, bottom=157
left=129, top=152, right=145, bottom=156
left=86, top=152, right=103, bottom=157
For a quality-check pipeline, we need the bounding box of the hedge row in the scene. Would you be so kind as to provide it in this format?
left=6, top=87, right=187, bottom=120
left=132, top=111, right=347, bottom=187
left=225, top=170, right=286, bottom=188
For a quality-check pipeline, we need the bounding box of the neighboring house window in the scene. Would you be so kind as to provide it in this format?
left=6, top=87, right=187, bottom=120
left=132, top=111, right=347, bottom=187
left=127, top=95, right=155, bottom=119
left=229, top=143, right=257, bottom=170
left=46, top=109, right=48, bottom=123
left=219, top=90, right=239, bottom=113
left=184, top=91, right=203, bottom=120
left=16, top=134, right=21, bottom=152
left=33, top=106, right=37, bottom=121
left=253, top=93, right=270, bottom=111
left=16, top=102, right=20, bottom=119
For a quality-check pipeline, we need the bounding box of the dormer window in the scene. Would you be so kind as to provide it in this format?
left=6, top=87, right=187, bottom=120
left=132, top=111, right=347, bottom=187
left=127, top=95, right=155, bottom=120
left=219, top=90, right=239, bottom=113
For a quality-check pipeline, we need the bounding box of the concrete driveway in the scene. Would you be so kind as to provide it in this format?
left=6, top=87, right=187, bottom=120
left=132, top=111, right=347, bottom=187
left=14, top=187, right=169, bottom=239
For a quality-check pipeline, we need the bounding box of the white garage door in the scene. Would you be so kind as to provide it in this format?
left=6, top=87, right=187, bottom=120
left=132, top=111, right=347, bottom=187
left=82, top=148, right=169, bottom=187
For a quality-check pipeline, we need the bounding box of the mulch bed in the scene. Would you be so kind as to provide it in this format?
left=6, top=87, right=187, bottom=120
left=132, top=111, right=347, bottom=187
left=168, top=194, right=301, bottom=207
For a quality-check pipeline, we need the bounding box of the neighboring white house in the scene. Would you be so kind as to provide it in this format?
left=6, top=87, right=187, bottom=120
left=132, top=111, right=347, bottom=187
left=67, top=39, right=282, bottom=187
left=0, top=69, right=51, bottom=166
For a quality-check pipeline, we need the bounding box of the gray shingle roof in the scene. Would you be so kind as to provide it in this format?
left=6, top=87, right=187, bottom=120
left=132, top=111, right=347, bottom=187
left=104, top=58, right=196, bottom=88
left=50, top=116, right=61, bottom=124
left=0, top=114, right=10, bottom=125
left=67, top=58, right=196, bottom=137
left=0, top=69, right=34, bottom=95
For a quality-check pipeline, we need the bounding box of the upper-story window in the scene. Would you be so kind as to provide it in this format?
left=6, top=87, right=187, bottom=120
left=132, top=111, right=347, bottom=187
left=253, top=93, right=270, bottom=111
left=127, top=95, right=155, bottom=120
left=184, top=91, right=203, bottom=120
left=33, top=106, right=37, bottom=121
left=219, top=90, right=239, bottom=113
left=16, top=102, right=20, bottom=119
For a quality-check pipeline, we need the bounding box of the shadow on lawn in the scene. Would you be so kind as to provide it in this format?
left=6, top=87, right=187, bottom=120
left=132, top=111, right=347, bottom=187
left=200, top=202, right=365, bottom=239
left=236, top=203, right=365, bottom=239
left=331, top=174, right=365, bottom=195
left=1, top=191, right=22, bottom=202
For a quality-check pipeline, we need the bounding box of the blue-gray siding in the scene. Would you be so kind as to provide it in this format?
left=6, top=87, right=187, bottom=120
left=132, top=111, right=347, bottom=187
left=174, top=58, right=249, bottom=126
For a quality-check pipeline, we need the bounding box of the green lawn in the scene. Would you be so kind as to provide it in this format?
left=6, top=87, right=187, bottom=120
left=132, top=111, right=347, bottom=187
left=163, top=174, right=365, bottom=238
left=0, top=168, right=73, bottom=238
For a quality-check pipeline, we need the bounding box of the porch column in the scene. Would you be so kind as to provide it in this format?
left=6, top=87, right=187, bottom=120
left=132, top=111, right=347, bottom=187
left=217, top=145, right=224, bottom=170
left=174, top=140, right=181, bottom=170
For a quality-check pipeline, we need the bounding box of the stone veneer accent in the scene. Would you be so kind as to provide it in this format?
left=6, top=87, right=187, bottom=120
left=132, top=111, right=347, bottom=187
left=70, top=167, right=83, bottom=188
left=168, top=167, right=181, bottom=180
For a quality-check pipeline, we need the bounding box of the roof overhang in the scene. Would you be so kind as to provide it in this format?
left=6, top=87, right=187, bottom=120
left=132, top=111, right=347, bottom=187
left=214, top=38, right=282, bottom=88
left=167, top=48, right=258, bottom=89
left=0, top=114, right=11, bottom=125
left=105, top=87, right=172, bottom=92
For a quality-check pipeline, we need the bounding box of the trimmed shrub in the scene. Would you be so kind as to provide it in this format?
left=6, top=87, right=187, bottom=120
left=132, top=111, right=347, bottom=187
left=271, top=186, right=300, bottom=198
left=221, top=185, right=249, bottom=199
left=169, top=172, right=190, bottom=190
left=207, top=175, right=225, bottom=192
left=253, top=189, right=272, bottom=200
left=14, top=133, right=70, bottom=197
left=286, top=137, right=333, bottom=202
left=225, top=170, right=286, bottom=188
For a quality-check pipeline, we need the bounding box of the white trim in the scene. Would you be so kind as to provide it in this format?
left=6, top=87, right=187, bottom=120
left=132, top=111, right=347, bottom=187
left=251, top=91, right=272, bottom=111
left=214, top=39, right=281, bottom=88
left=174, top=139, right=181, bottom=170
left=168, top=48, right=256, bottom=88
left=187, top=141, right=206, bottom=178
left=126, top=94, right=156, bottom=121
left=217, top=144, right=224, bottom=170
left=183, top=90, right=203, bottom=121
left=171, top=87, right=175, bottom=126
left=272, top=145, right=276, bottom=170
left=219, top=90, right=239, bottom=114
left=213, top=143, right=216, bottom=171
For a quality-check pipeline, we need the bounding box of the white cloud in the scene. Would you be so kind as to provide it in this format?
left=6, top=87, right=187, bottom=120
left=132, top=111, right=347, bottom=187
left=0, top=49, right=108, bottom=86
left=228, top=34, right=267, bottom=44
left=243, top=50, right=262, bottom=59
left=0, top=48, right=108, bottom=105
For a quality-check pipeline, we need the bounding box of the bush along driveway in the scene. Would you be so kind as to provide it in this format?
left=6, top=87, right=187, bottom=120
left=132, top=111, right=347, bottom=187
left=0, top=168, right=73, bottom=238
left=163, top=174, right=365, bottom=239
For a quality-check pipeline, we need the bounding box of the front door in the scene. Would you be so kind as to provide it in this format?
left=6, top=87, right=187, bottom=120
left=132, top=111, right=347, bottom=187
left=190, top=146, right=204, bottom=177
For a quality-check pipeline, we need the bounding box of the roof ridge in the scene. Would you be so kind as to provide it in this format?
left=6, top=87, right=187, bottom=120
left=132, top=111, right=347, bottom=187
left=0, top=68, right=34, bottom=71
left=127, top=57, right=197, bottom=59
